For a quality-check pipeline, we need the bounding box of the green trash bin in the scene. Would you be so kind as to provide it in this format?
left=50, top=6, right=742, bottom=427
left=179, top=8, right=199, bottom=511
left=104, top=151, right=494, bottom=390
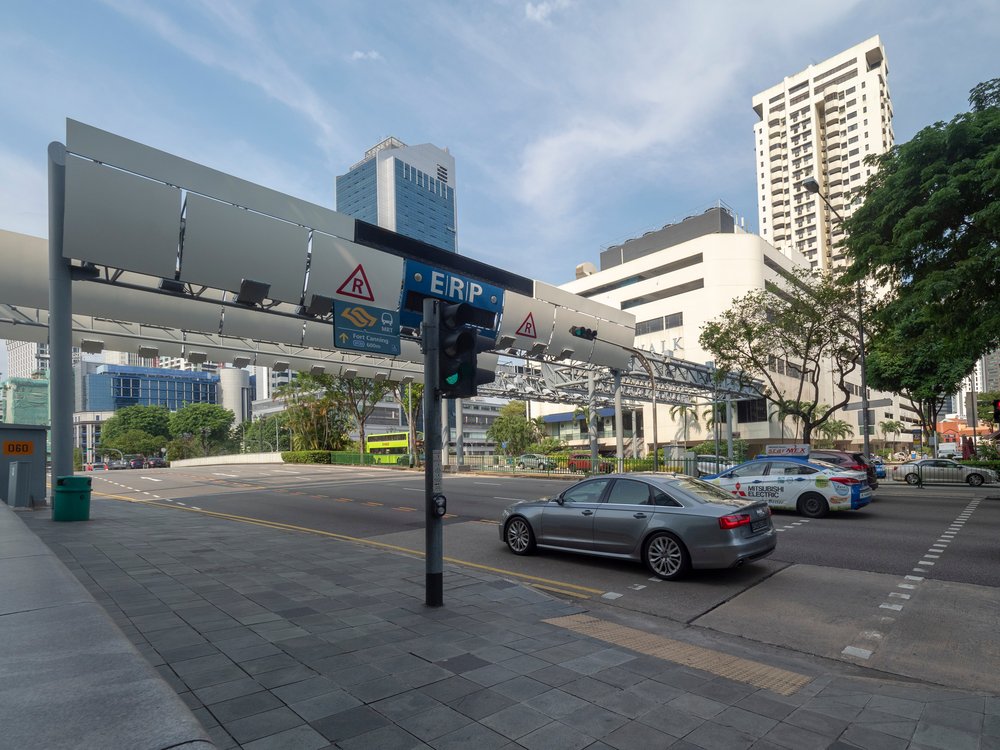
left=52, top=476, right=92, bottom=522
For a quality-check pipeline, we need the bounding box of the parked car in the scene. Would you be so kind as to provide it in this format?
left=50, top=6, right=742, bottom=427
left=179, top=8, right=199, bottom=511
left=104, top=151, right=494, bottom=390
left=703, top=456, right=872, bottom=518
left=807, top=449, right=879, bottom=490
left=694, top=455, right=736, bottom=477
left=499, top=473, right=776, bottom=580
left=127, top=457, right=145, bottom=469
left=144, top=456, right=167, bottom=468
left=515, top=453, right=555, bottom=471
left=566, top=452, right=613, bottom=473
left=86, top=463, right=109, bottom=472
left=891, top=459, right=997, bottom=487
left=108, top=459, right=129, bottom=470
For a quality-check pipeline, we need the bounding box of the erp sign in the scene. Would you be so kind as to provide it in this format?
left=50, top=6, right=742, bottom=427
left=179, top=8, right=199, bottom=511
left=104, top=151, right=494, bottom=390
left=400, top=259, right=505, bottom=331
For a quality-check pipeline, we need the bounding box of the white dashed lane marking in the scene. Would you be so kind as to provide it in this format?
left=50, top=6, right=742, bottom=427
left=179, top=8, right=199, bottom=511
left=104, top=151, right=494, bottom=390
left=842, top=498, right=981, bottom=662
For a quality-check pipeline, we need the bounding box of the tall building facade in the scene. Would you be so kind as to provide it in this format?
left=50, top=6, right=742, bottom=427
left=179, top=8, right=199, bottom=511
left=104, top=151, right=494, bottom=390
left=753, top=36, right=894, bottom=271
left=5, top=342, right=48, bottom=380
left=336, top=137, right=458, bottom=252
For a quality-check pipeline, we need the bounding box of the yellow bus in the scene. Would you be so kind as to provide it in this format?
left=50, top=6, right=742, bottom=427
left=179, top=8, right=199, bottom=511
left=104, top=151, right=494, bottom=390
left=365, top=431, right=424, bottom=464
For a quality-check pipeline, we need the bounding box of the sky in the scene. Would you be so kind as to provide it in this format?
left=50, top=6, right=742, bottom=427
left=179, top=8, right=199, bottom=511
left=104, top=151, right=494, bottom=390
left=1, top=0, right=998, bottom=376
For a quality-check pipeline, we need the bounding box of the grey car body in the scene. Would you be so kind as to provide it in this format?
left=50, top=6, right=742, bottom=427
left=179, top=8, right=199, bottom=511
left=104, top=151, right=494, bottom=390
left=515, top=453, right=555, bottom=470
left=499, top=473, right=776, bottom=580
left=892, top=459, right=997, bottom=486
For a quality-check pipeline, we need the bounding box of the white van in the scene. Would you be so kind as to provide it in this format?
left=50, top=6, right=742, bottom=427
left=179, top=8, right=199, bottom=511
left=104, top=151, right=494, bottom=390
left=936, top=443, right=960, bottom=458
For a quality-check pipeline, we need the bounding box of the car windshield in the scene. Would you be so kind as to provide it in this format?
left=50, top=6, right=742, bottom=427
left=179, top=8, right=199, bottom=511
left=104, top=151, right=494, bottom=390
left=666, top=477, right=753, bottom=506
left=805, top=459, right=843, bottom=472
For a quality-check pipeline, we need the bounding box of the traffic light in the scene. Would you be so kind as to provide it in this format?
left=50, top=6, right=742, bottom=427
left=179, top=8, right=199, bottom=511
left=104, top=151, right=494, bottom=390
left=569, top=325, right=598, bottom=341
left=438, top=302, right=495, bottom=398
left=993, top=398, right=1000, bottom=424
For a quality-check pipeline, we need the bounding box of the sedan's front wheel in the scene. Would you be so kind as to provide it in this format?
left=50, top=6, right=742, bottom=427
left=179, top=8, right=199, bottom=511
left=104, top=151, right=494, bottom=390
left=643, top=532, right=690, bottom=580
left=505, top=517, right=536, bottom=555
left=905, top=473, right=920, bottom=485
left=967, top=473, right=984, bottom=487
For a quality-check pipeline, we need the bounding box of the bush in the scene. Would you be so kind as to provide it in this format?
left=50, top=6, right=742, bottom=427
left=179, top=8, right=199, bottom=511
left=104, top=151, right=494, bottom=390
left=961, top=460, right=1000, bottom=473
left=282, top=450, right=332, bottom=464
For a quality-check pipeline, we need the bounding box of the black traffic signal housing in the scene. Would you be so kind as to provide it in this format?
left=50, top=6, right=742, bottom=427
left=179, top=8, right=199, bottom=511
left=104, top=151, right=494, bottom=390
left=569, top=325, right=598, bottom=341
left=993, top=398, right=1000, bottom=424
left=438, top=303, right=496, bottom=398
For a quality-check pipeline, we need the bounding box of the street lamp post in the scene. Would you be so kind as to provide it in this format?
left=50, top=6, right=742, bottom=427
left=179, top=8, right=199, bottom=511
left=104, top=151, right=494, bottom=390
left=802, top=177, right=871, bottom=458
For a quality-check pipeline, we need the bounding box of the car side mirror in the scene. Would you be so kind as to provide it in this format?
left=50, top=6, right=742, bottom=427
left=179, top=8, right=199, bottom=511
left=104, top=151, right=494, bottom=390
left=555, top=496, right=565, bottom=505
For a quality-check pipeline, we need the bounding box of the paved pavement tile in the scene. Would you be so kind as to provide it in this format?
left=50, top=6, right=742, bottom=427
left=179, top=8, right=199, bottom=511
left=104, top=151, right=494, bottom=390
left=23, top=499, right=999, bottom=750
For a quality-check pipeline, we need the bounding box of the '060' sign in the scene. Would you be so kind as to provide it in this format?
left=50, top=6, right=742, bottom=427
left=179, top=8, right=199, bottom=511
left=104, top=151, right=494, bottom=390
left=2, top=441, right=34, bottom=456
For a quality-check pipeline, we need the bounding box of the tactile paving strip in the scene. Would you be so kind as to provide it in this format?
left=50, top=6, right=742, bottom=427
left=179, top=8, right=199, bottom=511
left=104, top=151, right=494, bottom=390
left=543, top=614, right=811, bottom=696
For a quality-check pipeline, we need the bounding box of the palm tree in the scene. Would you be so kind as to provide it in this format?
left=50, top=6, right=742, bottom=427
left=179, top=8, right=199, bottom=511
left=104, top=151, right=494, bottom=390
left=668, top=403, right=701, bottom=446
left=815, top=419, right=854, bottom=448
left=878, top=419, right=905, bottom=455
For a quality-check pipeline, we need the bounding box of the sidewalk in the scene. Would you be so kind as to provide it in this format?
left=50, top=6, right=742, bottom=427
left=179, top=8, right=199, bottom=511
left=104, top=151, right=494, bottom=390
left=24, top=499, right=999, bottom=750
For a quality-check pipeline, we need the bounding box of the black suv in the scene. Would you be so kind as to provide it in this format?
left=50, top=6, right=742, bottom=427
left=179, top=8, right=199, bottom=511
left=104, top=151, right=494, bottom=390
left=809, top=450, right=879, bottom=490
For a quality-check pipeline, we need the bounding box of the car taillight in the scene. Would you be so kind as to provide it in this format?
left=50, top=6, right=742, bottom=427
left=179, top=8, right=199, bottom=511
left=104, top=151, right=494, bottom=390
left=719, top=513, right=751, bottom=529
left=847, top=464, right=867, bottom=472
left=830, top=476, right=860, bottom=485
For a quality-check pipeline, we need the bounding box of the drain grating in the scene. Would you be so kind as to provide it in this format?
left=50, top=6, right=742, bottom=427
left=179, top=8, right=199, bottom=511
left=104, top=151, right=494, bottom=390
left=543, top=614, right=812, bottom=696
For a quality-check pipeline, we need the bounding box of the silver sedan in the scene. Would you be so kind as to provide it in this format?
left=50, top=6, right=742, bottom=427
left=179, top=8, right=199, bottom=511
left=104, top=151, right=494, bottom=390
left=891, top=459, right=998, bottom=486
left=499, top=473, right=776, bottom=580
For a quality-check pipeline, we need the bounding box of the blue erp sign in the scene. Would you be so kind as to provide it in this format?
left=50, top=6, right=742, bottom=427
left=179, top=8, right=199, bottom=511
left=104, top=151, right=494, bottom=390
left=400, top=260, right=505, bottom=331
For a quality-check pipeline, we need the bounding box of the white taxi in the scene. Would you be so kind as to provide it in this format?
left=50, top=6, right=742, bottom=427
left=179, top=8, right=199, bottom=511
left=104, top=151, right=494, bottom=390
left=702, top=456, right=871, bottom=518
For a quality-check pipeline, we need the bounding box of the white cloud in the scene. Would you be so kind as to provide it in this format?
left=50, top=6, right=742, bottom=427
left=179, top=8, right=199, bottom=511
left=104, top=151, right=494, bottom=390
left=99, top=0, right=352, bottom=160
left=525, top=0, right=572, bottom=24
left=350, top=49, right=382, bottom=62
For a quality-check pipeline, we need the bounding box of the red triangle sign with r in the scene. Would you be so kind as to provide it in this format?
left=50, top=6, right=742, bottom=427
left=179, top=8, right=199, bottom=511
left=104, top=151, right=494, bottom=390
left=516, top=312, right=537, bottom=338
left=336, top=264, right=375, bottom=301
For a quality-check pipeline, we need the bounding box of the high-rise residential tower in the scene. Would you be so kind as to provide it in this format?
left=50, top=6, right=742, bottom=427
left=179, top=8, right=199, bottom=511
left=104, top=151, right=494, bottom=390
left=752, top=36, right=894, bottom=271
left=336, top=137, right=458, bottom=252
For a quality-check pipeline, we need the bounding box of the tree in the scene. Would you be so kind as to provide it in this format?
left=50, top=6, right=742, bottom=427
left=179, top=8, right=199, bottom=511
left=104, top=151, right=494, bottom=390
left=843, top=77, right=1000, bottom=369
left=668, top=403, right=702, bottom=445
left=814, top=419, right=854, bottom=448
left=977, top=391, right=1000, bottom=430
left=336, top=376, right=394, bottom=460
left=99, top=428, right=166, bottom=457
left=276, top=374, right=352, bottom=451
left=878, top=419, right=905, bottom=453
left=865, top=325, right=972, bottom=445
left=168, top=403, right=236, bottom=456
left=242, top=413, right=291, bottom=452
left=486, top=401, right=536, bottom=456
left=99, top=405, right=171, bottom=445
left=395, top=382, right=425, bottom=466
left=699, top=268, right=860, bottom=444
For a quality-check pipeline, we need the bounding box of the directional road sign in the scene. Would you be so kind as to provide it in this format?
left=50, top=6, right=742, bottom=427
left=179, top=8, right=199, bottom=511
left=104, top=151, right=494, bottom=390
left=843, top=398, right=893, bottom=410
left=334, top=301, right=400, bottom=356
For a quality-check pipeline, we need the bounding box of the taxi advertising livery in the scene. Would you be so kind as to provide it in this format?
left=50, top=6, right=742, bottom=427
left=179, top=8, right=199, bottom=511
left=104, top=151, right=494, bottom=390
left=702, top=456, right=871, bottom=518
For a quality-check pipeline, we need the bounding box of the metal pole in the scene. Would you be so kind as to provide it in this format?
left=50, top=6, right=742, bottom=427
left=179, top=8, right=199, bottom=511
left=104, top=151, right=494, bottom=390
left=726, top=398, right=734, bottom=460
left=588, top=372, right=598, bottom=472
left=857, top=283, right=871, bottom=458
left=613, top=370, right=624, bottom=472
left=422, top=298, right=443, bottom=607
left=48, top=142, right=72, bottom=494
left=455, top=398, right=464, bottom=467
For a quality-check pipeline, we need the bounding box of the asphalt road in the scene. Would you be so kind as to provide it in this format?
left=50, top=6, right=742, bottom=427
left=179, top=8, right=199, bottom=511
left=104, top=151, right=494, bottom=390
left=86, top=463, right=1000, bottom=690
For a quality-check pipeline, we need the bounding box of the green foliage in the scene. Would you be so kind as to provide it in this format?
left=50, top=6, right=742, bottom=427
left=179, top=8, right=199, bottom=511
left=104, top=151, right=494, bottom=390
left=699, top=268, right=859, bottom=444
left=73, top=447, right=83, bottom=471
left=977, top=391, right=1000, bottom=428
left=843, top=77, right=1000, bottom=384
left=276, top=374, right=352, bottom=451
left=164, top=435, right=199, bottom=462
left=690, top=439, right=750, bottom=462
left=282, top=450, right=332, bottom=464
left=99, top=428, right=167, bottom=457
left=335, top=375, right=395, bottom=458
left=486, top=401, right=536, bottom=456
left=168, top=403, right=236, bottom=456
left=974, top=443, right=998, bottom=460
left=396, top=382, right=424, bottom=467
left=813, top=419, right=854, bottom=448
left=99, top=405, right=171, bottom=445
left=241, top=413, right=292, bottom=452
left=527, top=437, right=567, bottom=455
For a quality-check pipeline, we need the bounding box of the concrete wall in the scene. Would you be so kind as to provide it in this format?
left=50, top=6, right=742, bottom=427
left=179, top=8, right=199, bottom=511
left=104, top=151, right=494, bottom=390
left=170, top=451, right=283, bottom=467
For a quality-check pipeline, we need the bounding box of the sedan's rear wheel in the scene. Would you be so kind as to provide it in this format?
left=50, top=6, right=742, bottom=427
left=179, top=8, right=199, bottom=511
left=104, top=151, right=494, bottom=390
left=967, top=473, right=984, bottom=487
left=797, top=492, right=829, bottom=518
left=905, top=473, right=920, bottom=485
left=517, top=462, right=526, bottom=469
left=505, top=517, right=536, bottom=555
left=643, top=532, right=690, bottom=580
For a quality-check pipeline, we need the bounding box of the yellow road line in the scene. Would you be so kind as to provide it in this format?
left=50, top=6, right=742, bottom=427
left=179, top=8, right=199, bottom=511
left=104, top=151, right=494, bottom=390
left=97, top=497, right=603, bottom=596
